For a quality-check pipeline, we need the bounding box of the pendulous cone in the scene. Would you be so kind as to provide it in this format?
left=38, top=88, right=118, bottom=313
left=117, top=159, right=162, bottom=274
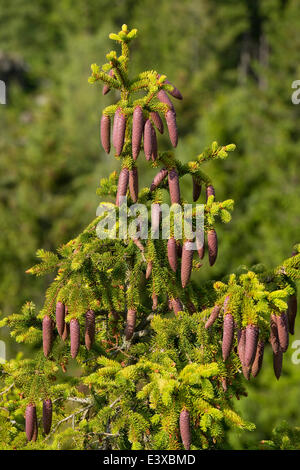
left=172, top=298, right=183, bottom=316
left=181, top=240, right=194, bottom=288
left=193, top=176, right=201, bottom=202
left=25, top=403, right=37, bottom=442
left=112, top=107, right=120, bottom=149
left=237, top=328, right=246, bottom=365
left=167, top=237, right=177, bottom=272
left=244, top=325, right=259, bottom=368
left=151, top=125, right=158, bottom=161
left=207, top=229, right=218, bottom=266
left=100, top=114, right=111, bottom=154
left=157, top=89, right=174, bottom=111
left=205, top=304, right=221, bottom=329
left=288, top=294, right=297, bottom=335
left=251, top=340, right=265, bottom=378
left=150, top=168, right=168, bottom=191
left=85, top=310, right=95, bottom=351
left=165, top=109, right=178, bottom=147
left=42, top=399, right=52, bottom=435
left=102, top=69, right=114, bottom=95
left=270, top=314, right=280, bottom=354
left=114, top=110, right=126, bottom=156
left=222, top=313, right=234, bottom=361
left=150, top=111, right=164, bottom=134
left=179, top=409, right=191, bottom=450
left=143, top=119, right=153, bottom=160
left=116, top=167, right=129, bottom=206
left=168, top=168, right=181, bottom=204
left=206, top=185, right=215, bottom=201
left=125, top=309, right=136, bottom=340
left=129, top=167, right=139, bottom=203
left=146, top=261, right=152, bottom=279
left=242, top=365, right=251, bottom=380
left=273, top=349, right=283, bottom=380
left=132, top=106, right=144, bottom=160
left=70, top=318, right=80, bottom=359
left=43, top=315, right=53, bottom=358
left=276, top=312, right=289, bottom=352
left=55, top=301, right=65, bottom=338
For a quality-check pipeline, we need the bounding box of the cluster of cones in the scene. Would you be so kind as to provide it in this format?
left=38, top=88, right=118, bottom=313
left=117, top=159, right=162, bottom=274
left=42, top=303, right=95, bottom=359
left=205, top=293, right=298, bottom=380
left=25, top=399, right=52, bottom=442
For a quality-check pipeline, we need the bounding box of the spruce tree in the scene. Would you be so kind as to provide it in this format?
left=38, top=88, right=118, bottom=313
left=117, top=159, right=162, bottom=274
left=0, top=24, right=299, bottom=451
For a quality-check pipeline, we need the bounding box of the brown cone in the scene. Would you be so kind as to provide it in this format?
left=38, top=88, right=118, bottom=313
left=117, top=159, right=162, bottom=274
left=276, top=312, right=289, bottom=352
left=222, top=313, right=234, bottom=361
left=270, top=314, right=280, bottom=354
left=102, top=69, right=114, bottom=95
left=116, top=168, right=129, bottom=206
left=165, top=109, right=178, bottom=147
left=273, top=349, right=283, bottom=380
left=207, top=229, right=218, bottom=266
left=172, top=298, right=183, bottom=316
left=167, top=237, right=177, bottom=272
left=70, top=318, right=80, bottom=359
left=168, top=168, right=181, bottom=204
left=163, top=78, right=183, bottom=100
left=129, top=167, right=139, bottom=203
left=193, top=177, right=201, bottom=202
left=251, top=340, right=265, bottom=378
left=55, top=301, right=65, bottom=338
left=114, top=110, right=126, bottom=156
left=43, top=399, right=52, bottom=435
left=143, top=119, right=153, bottom=161
left=150, top=111, right=164, bottom=134
left=237, top=328, right=246, bottom=365
left=157, top=89, right=174, bottom=111
left=112, top=108, right=120, bottom=149
left=85, top=310, right=95, bottom=351
left=25, top=403, right=37, bottom=442
left=179, top=409, right=191, bottom=450
left=181, top=240, right=194, bottom=288
left=132, top=106, right=144, bottom=160
left=151, top=203, right=161, bottom=237
left=205, top=304, right=221, bottom=329
left=244, top=325, right=259, bottom=367
left=43, top=315, right=53, bottom=358
left=125, top=309, right=136, bottom=340
left=146, top=261, right=152, bottom=279
left=151, top=125, right=158, bottom=161
left=206, top=185, right=215, bottom=201
left=150, top=168, right=168, bottom=192
left=242, top=365, right=251, bottom=380
left=100, top=114, right=111, bottom=154
left=288, top=294, right=297, bottom=335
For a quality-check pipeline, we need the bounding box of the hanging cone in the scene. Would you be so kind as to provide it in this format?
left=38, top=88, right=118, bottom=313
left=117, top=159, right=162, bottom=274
left=43, top=315, right=53, bottom=358
left=167, top=237, right=177, bottom=272
left=116, top=168, right=129, bottom=206
left=270, top=314, right=280, bottom=354
left=162, top=77, right=183, bottom=100
left=102, top=69, right=114, bottom=95
left=114, top=110, right=126, bottom=156
left=179, top=409, right=191, bottom=450
left=129, top=167, right=139, bottom=203
left=165, top=109, right=178, bottom=147
left=273, top=349, right=283, bottom=380
left=70, top=318, right=80, bottom=359
left=100, top=114, right=111, bottom=154
left=132, top=238, right=144, bottom=252
left=146, top=261, right=152, bottom=279
left=42, top=399, right=52, bottom=435
left=151, top=125, right=158, bottom=161
left=244, top=325, right=259, bottom=368
left=237, top=328, right=246, bottom=365
left=251, top=340, right=265, bottom=378
left=157, top=89, right=174, bottom=111
left=221, top=377, right=227, bottom=392
left=288, top=294, right=297, bottom=335
left=205, top=304, right=221, bottom=329
left=181, top=240, right=194, bottom=288
left=168, top=168, right=181, bottom=204
left=112, top=108, right=120, bottom=149
left=222, top=313, right=234, bottom=361
left=150, top=168, right=168, bottom=192
left=151, top=203, right=161, bottom=238
left=132, top=106, right=144, bottom=160
left=206, top=185, right=215, bottom=201
left=196, top=231, right=205, bottom=260
left=32, top=412, right=38, bottom=442
left=143, top=119, right=153, bottom=160
left=55, top=301, right=65, bottom=338
left=25, top=403, right=37, bottom=442
left=150, top=111, right=164, bottom=134
left=276, top=312, right=289, bottom=353
left=242, top=365, right=251, bottom=380
left=207, top=229, right=218, bottom=266
left=171, top=298, right=183, bottom=316
left=85, top=310, right=95, bottom=351
left=193, top=177, right=201, bottom=202
left=125, top=309, right=136, bottom=340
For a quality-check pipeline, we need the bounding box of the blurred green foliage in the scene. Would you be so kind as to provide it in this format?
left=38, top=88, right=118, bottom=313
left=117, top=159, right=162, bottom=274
left=0, top=0, right=299, bottom=449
